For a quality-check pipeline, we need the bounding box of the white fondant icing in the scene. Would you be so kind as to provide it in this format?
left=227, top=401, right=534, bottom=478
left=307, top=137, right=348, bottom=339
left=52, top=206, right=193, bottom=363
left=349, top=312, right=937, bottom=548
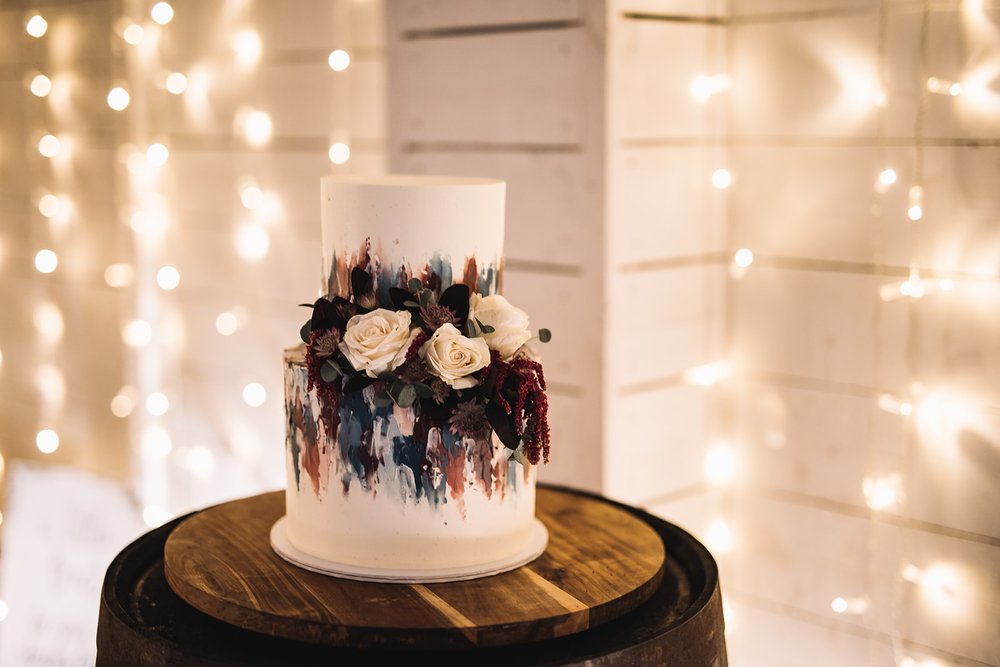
left=320, top=174, right=506, bottom=295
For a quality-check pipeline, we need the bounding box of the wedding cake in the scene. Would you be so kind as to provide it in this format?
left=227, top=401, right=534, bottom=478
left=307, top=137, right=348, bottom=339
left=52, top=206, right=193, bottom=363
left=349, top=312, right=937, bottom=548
left=275, top=175, right=552, bottom=581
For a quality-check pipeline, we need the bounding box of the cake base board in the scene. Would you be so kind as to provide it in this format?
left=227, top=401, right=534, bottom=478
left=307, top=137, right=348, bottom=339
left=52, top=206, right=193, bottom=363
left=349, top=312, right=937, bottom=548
left=163, top=488, right=666, bottom=649
left=269, top=516, right=549, bottom=583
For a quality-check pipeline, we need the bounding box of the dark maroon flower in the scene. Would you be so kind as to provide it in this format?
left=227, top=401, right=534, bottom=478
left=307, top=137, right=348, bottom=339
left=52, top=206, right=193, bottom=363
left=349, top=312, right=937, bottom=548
left=449, top=401, right=490, bottom=439
left=311, top=329, right=340, bottom=358
left=419, top=303, right=458, bottom=329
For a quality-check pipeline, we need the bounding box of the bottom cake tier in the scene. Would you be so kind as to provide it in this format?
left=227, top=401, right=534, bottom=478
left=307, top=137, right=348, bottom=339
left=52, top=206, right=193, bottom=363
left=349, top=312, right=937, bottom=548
left=282, top=347, right=538, bottom=572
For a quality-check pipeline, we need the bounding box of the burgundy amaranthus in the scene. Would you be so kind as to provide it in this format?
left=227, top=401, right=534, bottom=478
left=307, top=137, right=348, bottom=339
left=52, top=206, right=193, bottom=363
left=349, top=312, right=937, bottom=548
left=488, top=350, right=551, bottom=465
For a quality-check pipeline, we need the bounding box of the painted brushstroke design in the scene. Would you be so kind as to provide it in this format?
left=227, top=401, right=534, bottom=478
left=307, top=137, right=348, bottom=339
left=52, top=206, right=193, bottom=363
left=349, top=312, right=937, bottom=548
left=284, top=351, right=528, bottom=518
left=326, top=238, right=502, bottom=306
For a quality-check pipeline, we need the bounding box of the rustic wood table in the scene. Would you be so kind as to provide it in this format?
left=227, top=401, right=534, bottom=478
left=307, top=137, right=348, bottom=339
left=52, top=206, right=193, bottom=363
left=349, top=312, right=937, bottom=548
left=97, top=484, right=727, bottom=666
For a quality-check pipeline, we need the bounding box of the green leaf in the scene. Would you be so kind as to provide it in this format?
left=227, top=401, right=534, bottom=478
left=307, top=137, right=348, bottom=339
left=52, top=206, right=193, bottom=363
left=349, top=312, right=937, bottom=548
left=413, top=382, right=433, bottom=398
left=466, top=319, right=478, bottom=337
left=372, top=391, right=394, bottom=408
left=320, top=360, right=341, bottom=383
left=408, top=278, right=423, bottom=293
left=389, top=380, right=405, bottom=399
left=377, top=372, right=397, bottom=382
left=538, top=328, right=552, bottom=343
left=419, top=289, right=432, bottom=306
left=476, top=318, right=495, bottom=334
left=509, top=446, right=527, bottom=466
left=299, top=320, right=312, bottom=344
left=403, top=300, right=420, bottom=308
left=397, top=384, right=417, bottom=408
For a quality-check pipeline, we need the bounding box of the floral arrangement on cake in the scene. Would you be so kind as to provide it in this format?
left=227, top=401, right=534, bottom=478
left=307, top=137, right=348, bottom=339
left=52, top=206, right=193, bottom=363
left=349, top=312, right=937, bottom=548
left=298, top=267, right=552, bottom=464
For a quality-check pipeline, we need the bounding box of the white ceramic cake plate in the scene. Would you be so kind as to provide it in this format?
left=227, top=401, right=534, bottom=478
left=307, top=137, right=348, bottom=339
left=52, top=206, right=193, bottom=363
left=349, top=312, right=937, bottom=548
left=269, top=516, right=549, bottom=583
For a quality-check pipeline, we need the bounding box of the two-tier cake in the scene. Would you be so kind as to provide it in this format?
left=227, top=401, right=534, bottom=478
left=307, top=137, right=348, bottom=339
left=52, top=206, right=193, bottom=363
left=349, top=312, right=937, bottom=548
left=272, top=175, right=552, bottom=582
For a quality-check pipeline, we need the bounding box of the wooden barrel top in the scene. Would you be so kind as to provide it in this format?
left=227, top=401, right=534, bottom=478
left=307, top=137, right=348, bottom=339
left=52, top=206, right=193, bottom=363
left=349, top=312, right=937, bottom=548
left=98, top=484, right=728, bottom=666
left=162, top=487, right=665, bottom=648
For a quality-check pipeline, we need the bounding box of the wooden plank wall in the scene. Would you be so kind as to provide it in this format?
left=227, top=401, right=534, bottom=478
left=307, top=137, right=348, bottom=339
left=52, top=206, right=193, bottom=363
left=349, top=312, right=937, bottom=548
left=386, top=0, right=607, bottom=490
left=0, top=0, right=387, bottom=513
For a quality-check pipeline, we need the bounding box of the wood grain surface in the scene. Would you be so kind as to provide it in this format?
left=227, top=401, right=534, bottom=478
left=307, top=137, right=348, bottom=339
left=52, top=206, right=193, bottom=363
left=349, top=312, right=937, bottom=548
left=163, top=487, right=665, bottom=649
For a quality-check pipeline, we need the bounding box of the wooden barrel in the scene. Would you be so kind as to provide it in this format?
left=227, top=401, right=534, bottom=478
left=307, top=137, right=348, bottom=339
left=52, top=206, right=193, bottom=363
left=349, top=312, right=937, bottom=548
left=97, top=484, right=727, bottom=666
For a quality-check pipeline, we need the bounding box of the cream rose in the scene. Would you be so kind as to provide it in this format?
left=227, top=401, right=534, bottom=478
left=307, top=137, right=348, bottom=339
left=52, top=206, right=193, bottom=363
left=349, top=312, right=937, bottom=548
left=420, top=323, right=490, bottom=389
left=470, top=294, right=532, bottom=360
left=339, top=309, right=415, bottom=378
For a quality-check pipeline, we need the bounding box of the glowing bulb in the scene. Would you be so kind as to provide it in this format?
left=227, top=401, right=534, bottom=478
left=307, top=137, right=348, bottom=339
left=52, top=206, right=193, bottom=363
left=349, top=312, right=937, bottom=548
left=232, top=29, right=262, bottom=67
left=122, top=319, right=153, bottom=347
left=181, top=445, right=215, bottom=478
left=129, top=210, right=167, bottom=235
left=938, top=278, right=954, bottom=292
left=328, top=49, right=351, bottom=71
left=236, top=224, right=270, bottom=261
left=684, top=360, right=731, bottom=386
left=38, top=134, right=60, bottom=158
left=143, top=506, right=174, bottom=527
left=165, top=71, right=187, bottom=94
left=711, top=168, right=732, bottom=189
left=879, top=168, right=897, bottom=186
left=242, top=382, right=267, bottom=407
left=919, top=563, right=961, bottom=607
left=215, top=311, right=239, bottom=336
left=733, top=248, right=754, bottom=268
left=830, top=596, right=869, bottom=614
left=240, top=185, right=264, bottom=209
left=927, top=77, right=962, bottom=96
left=34, top=249, right=58, bottom=274
left=908, top=205, right=923, bottom=221
left=146, top=143, right=169, bottom=166
left=36, top=429, right=59, bottom=454
left=243, top=110, right=272, bottom=146
left=141, top=426, right=172, bottom=458
left=30, top=74, right=52, bottom=97
left=26, top=15, right=47, bottom=38
left=33, top=303, right=64, bottom=342
left=104, top=263, right=134, bottom=287
left=156, top=265, right=180, bottom=290
left=328, top=142, right=351, bottom=165
left=862, top=474, right=902, bottom=510
left=878, top=393, right=913, bottom=416
left=706, top=520, right=734, bottom=554
left=690, top=74, right=732, bottom=101
left=704, top=443, right=737, bottom=485
left=122, top=23, right=144, bottom=45
left=38, top=194, right=62, bottom=218
left=110, top=388, right=136, bottom=418
left=107, top=87, right=130, bottom=111
left=146, top=392, right=170, bottom=416
left=151, top=2, right=174, bottom=25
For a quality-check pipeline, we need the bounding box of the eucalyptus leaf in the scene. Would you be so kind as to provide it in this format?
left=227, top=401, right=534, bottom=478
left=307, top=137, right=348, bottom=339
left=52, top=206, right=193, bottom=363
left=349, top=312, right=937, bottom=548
left=377, top=372, right=397, bottom=382
left=465, top=320, right=478, bottom=338
left=320, top=361, right=341, bottom=383
left=538, top=328, right=552, bottom=343
left=343, top=374, right=375, bottom=393
left=419, top=289, right=432, bottom=306
left=403, top=300, right=420, bottom=308
left=397, top=384, right=417, bottom=408
left=299, top=320, right=312, bottom=344
left=476, top=319, right=495, bottom=334
left=408, top=278, right=423, bottom=293
left=413, top=383, right=433, bottom=398
left=509, top=447, right=527, bottom=466
left=372, top=391, right=394, bottom=408
left=389, top=380, right=405, bottom=398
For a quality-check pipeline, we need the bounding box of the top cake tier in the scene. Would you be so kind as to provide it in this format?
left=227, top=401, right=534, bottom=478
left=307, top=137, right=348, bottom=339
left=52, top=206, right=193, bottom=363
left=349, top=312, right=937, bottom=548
left=321, top=175, right=506, bottom=303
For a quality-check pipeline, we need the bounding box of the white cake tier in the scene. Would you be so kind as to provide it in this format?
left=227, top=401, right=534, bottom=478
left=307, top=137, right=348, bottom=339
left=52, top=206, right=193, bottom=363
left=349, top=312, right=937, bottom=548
left=283, top=348, right=537, bottom=571
left=320, top=174, right=506, bottom=300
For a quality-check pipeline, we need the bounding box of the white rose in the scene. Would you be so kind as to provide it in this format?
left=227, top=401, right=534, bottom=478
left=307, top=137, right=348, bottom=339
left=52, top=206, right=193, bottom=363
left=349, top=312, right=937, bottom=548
left=471, top=294, right=532, bottom=360
left=420, top=323, right=490, bottom=389
left=339, top=309, right=415, bottom=378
